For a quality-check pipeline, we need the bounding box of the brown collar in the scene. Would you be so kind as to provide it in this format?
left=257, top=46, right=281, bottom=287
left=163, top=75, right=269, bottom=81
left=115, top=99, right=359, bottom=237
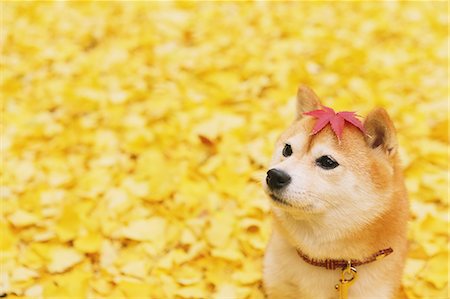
left=296, top=247, right=393, bottom=270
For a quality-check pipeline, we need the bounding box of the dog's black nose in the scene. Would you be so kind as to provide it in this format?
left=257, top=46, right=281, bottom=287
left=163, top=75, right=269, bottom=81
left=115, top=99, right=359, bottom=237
left=266, top=169, right=291, bottom=190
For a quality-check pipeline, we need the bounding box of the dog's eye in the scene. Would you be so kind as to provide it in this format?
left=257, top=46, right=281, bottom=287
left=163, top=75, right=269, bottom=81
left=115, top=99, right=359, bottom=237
left=282, top=144, right=292, bottom=157
left=316, top=155, right=339, bottom=170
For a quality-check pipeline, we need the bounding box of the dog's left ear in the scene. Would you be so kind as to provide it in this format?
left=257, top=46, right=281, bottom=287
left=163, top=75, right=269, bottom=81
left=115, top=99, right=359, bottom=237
left=296, top=85, right=321, bottom=120
left=364, top=108, right=397, bottom=157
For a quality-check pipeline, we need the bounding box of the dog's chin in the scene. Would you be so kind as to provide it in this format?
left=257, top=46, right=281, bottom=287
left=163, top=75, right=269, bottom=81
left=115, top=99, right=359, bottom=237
left=266, top=192, right=316, bottom=214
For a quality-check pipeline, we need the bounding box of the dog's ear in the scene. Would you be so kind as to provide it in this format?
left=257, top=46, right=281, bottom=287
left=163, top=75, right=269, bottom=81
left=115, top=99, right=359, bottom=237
left=296, top=85, right=321, bottom=120
left=364, top=108, right=397, bottom=157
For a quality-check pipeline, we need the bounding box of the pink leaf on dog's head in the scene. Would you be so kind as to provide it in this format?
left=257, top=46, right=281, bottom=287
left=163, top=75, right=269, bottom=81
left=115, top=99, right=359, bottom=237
left=330, top=115, right=345, bottom=140
left=337, top=111, right=366, bottom=133
left=303, top=106, right=365, bottom=141
left=304, top=106, right=334, bottom=135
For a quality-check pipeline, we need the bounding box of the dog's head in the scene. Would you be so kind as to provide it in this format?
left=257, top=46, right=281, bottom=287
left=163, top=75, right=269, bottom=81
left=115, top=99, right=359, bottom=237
left=264, top=86, right=400, bottom=224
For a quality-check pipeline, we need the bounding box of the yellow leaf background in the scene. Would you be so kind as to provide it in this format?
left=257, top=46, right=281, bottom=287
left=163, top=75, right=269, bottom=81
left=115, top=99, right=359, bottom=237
left=1, top=2, right=448, bottom=298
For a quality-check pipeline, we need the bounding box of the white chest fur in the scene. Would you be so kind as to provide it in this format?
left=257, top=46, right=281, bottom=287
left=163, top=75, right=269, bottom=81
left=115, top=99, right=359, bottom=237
left=263, top=228, right=399, bottom=299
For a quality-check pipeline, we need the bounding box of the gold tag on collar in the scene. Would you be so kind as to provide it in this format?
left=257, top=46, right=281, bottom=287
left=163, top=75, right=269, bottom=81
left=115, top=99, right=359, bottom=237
left=335, top=261, right=358, bottom=299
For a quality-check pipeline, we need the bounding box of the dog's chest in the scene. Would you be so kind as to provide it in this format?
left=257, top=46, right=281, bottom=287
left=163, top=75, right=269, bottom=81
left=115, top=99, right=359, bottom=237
left=264, top=240, right=341, bottom=298
left=263, top=231, right=393, bottom=299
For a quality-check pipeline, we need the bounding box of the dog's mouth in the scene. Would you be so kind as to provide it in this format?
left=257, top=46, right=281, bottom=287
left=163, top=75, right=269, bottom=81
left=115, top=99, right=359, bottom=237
left=268, top=193, right=316, bottom=212
left=269, top=193, right=292, bottom=207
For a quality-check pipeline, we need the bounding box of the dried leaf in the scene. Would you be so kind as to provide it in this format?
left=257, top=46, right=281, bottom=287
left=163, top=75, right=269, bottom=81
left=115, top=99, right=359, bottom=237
left=304, top=106, right=365, bottom=140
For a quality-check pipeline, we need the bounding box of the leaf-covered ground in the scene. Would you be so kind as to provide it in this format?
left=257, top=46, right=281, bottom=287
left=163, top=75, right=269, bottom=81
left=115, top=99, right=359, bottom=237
left=1, top=2, right=448, bottom=298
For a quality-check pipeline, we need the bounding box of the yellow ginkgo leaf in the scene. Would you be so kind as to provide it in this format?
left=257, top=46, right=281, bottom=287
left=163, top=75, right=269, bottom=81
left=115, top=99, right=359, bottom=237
left=74, top=232, right=102, bottom=253
left=55, top=205, right=80, bottom=242
left=120, top=260, right=148, bottom=279
left=8, top=211, right=39, bottom=228
left=119, top=217, right=166, bottom=242
left=11, top=267, right=39, bottom=283
left=213, top=284, right=237, bottom=299
left=420, top=252, right=448, bottom=289
left=47, top=247, right=84, bottom=274
left=117, top=281, right=152, bottom=298
left=206, top=212, right=234, bottom=248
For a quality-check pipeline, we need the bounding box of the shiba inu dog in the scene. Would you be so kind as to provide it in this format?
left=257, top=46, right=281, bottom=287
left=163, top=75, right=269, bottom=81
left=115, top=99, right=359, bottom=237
left=262, top=86, right=408, bottom=299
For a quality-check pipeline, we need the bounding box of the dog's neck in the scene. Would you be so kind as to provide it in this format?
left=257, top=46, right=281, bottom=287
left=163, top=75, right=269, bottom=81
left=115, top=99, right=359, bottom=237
left=271, top=191, right=407, bottom=261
